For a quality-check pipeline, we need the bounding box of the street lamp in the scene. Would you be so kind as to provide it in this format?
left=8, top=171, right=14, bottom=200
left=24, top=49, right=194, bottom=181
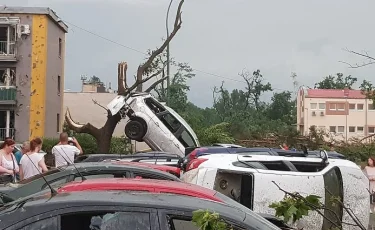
left=165, top=0, right=173, bottom=106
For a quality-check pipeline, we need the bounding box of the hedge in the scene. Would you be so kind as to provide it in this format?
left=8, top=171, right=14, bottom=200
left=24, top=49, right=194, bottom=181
left=42, top=133, right=131, bottom=154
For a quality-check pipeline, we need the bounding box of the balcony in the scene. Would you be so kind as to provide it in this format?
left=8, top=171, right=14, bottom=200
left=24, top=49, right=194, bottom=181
left=0, top=128, right=15, bottom=140
left=0, top=86, right=17, bottom=104
left=0, top=41, right=17, bottom=62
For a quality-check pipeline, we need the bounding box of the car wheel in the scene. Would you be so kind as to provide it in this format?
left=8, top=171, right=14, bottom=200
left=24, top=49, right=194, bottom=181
left=125, top=119, right=147, bottom=141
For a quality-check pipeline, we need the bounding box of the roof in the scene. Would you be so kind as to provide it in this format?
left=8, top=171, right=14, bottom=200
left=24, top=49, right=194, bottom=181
left=0, top=6, right=68, bottom=32
left=306, top=89, right=366, bottom=99
left=58, top=178, right=219, bottom=201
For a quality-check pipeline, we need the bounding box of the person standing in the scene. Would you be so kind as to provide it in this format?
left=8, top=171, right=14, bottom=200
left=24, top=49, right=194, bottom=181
left=364, top=157, right=375, bottom=213
left=19, top=137, right=48, bottom=180
left=14, top=141, right=30, bottom=165
left=52, top=132, right=83, bottom=167
left=0, top=138, right=19, bottom=184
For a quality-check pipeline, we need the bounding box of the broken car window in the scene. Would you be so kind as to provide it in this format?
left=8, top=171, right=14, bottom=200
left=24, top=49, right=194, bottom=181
left=61, top=211, right=151, bottom=230
left=22, top=216, right=59, bottom=230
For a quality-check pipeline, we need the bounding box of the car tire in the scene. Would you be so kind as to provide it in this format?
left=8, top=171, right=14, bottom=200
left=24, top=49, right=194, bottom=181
left=125, top=119, right=147, bottom=141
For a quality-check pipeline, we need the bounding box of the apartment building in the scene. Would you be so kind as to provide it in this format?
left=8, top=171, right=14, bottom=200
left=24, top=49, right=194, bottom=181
left=0, top=7, right=68, bottom=141
left=297, top=88, right=375, bottom=141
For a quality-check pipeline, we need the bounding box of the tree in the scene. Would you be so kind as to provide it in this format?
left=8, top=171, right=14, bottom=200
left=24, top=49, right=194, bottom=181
left=267, top=91, right=296, bottom=125
left=314, top=73, right=357, bottom=89
left=87, top=75, right=102, bottom=85
left=240, top=69, right=272, bottom=111
left=360, top=80, right=375, bottom=104
left=341, top=48, right=375, bottom=68
left=150, top=58, right=195, bottom=113
left=65, top=0, right=185, bottom=153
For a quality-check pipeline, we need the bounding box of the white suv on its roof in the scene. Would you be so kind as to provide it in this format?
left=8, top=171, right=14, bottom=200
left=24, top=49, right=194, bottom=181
left=181, top=152, right=369, bottom=230
left=107, top=92, right=200, bottom=157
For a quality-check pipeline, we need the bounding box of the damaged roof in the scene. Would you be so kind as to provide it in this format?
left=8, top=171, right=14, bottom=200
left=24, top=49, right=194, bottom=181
left=0, top=6, right=68, bottom=32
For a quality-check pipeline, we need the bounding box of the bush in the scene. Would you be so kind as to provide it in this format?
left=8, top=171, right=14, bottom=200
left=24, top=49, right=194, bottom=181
left=42, top=133, right=131, bottom=155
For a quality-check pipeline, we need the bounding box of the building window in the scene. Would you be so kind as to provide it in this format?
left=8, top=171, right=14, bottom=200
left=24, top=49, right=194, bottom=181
left=319, top=103, right=325, bottom=110
left=369, top=104, right=375, bottom=110
left=369, top=127, right=375, bottom=134
left=349, top=103, right=355, bottom=110
left=329, top=126, right=336, bottom=133
left=57, top=75, right=61, bottom=94
left=337, top=103, right=345, bottom=111
left=357, top=126, right=364, bottom=133
left=357, top=104, right=364, bottom=110
left=337, top=126, right=345, bottom=133
left=329, top=104, right=336, bottom=110
left=349, top=126, right=355, bottom=133
left=56, top=113, right=60, bottom=132
left=58, top=38, right=62, bottom=57
left=318, top=126, right=326, bottom=131
left=310, top=103, right=317, bottom=110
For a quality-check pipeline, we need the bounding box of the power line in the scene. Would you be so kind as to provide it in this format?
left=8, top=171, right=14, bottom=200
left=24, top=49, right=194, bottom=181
left=62, top=20, right=292, bottom=92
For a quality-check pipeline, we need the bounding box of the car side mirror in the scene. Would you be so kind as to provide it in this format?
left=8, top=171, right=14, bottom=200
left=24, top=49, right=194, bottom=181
left=319, top=150, right=329, bottom=163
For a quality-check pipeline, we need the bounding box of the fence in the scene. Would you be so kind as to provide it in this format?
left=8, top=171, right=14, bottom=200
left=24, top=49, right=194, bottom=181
left=0, top=128, right=15, bottom=140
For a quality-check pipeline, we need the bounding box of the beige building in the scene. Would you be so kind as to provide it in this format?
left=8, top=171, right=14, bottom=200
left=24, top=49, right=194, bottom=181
left=64, top=91, right=150, bottom=152
left=297, top=88, right=375, bottom=141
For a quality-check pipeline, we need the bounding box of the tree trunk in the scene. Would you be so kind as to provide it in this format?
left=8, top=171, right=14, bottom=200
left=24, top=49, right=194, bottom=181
left=96, top=113, right=121, bottom=153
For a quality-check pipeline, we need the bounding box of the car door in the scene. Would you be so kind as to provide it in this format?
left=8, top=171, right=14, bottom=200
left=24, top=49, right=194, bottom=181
left=5, top=205, right=159, bottom=230
left=157, top=209, right=251, bottom=230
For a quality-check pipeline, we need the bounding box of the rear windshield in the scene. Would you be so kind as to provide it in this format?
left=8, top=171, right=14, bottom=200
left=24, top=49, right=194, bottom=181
left=18, top=168, right=61, bottom=184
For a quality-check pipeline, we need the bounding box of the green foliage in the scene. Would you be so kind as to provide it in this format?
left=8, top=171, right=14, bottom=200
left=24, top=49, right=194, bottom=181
left=192, top=210, right=232, bottom=230
left=314, top=73, right=357, bottom=89
left=269, top=194, right=321, bottom=223
left=198, top=122, right=235, bottom=146
left=42, top=133, right=131, bottom=154
left=360, top=79, right=375, bottom=104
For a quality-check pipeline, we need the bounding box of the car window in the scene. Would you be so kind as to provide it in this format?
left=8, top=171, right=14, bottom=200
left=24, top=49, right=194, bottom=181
left=160, top=113, right=181, bottom=132
left=74, top=174, right=119, bottom=182
left=322, top=167, right=343, bottom=229
left=61, top=211, right=151, bottom=230
left=178, top=130, right=195, bottom=148
left=18, top=169, right=61, bottom=184
left=21, top=216, right=59, bottom=230
left=144, top=97, right=166, bottom=114
left=41, top=176, right=70, bottom=190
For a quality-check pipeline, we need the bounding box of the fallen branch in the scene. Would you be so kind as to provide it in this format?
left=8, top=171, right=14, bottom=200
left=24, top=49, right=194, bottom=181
left=92, top=99, right=107, bottom=111
left=145, top=76, right=168, bottom=93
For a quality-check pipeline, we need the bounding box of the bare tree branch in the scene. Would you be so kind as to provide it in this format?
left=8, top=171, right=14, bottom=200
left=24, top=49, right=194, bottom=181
left=65, top=108, right=100, bottom=138
left=117, top=62, right=127, bottom=95
left=92, top=99, right=107, bottom=111
left=340, top=48, right=375, bottom=68
left=133, top=0, right=184, bottom=92
left=145, top=76, right=168, bottom=93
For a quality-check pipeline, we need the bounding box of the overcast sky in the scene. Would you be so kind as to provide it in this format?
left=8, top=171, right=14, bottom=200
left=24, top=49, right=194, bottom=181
left=3, top=0, right=375, bottom=107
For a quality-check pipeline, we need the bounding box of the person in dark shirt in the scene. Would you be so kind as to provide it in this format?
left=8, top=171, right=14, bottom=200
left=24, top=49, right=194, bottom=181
left=14, top=141, right=30, bottom=165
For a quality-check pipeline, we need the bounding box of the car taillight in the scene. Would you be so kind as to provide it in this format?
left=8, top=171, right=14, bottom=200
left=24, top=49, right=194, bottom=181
left=186, top=158, right=208, bottom=171
left=188, top=150, right=197, bottom=161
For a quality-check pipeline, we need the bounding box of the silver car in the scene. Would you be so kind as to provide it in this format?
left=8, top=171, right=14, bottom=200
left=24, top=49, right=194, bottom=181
left=107, top=92, right=200, bottom=157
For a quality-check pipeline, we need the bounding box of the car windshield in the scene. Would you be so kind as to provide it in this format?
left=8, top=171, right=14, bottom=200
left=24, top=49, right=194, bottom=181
left=164, top=106, right=200, bottom=146
left=17, top=168, right=61, bottom=185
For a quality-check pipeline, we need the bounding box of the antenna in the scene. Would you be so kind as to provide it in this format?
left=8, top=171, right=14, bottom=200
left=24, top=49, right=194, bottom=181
left=54, top=146, right=86, bottom=181
left=23, top=153, right=57, bottom=196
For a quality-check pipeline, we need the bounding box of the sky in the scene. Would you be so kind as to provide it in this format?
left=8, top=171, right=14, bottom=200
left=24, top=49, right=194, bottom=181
left=3, top=0, right=375, bottom=108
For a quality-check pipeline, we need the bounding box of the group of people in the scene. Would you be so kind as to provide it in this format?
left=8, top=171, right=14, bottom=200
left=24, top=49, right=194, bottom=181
left=0, top=132, right=83, bottom=184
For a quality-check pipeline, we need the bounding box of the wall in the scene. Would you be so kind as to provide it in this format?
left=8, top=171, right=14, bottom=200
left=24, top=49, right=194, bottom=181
left=0, top=14, right=33, bottom=142
left=303, top=97, right=374, bottom=141
left=44, top=17, right=65, bottom=138
left=63, top=92, right=150, bottom=151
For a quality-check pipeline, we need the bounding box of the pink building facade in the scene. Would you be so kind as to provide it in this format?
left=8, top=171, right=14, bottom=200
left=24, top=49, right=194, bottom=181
left=297, top=88, right=375, bottom=141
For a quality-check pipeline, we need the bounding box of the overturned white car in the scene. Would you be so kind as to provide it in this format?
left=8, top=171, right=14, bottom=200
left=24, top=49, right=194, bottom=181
left=181, top=151, right=370, bottom=230
left=107, top=92, right=200, bottom=157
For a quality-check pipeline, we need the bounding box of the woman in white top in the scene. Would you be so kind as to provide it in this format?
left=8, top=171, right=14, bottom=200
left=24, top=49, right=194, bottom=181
left=19, top=137, right=48, bottom=180
left=0, top=138, right=19, bottom=184
left=364, top=156, right=375, bottom=213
